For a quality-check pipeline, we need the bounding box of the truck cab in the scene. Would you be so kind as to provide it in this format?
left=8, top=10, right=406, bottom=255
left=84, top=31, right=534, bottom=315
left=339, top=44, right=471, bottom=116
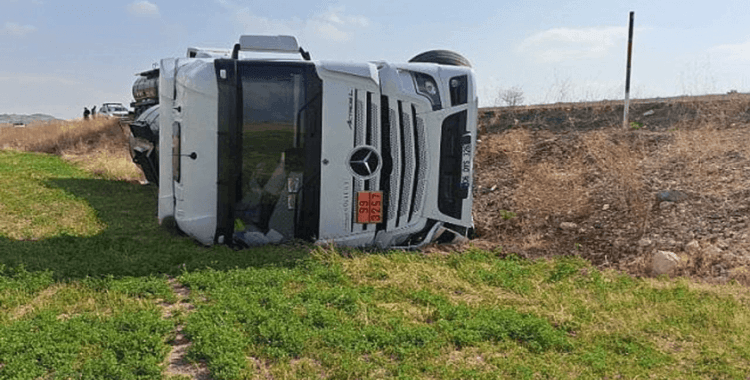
left=129, top=35, right=478, bottom=249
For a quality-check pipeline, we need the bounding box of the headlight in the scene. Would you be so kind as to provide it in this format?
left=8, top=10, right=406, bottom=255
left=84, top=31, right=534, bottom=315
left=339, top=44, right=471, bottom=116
left=411, top=72, right=442, bottom=111
left=449, top=75, right=468, bottom=106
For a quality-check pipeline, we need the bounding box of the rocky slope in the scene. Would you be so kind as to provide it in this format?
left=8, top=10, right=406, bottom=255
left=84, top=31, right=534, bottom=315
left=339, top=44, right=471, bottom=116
left=469, top=94, right=750, bottom=284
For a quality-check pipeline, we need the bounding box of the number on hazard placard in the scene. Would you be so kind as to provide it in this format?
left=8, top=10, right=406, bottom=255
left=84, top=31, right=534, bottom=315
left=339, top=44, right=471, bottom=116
left=356, top=191, right=384, bottom=224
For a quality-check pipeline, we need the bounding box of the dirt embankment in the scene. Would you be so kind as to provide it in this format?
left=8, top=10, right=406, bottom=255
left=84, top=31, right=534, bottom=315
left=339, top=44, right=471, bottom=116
left=470, top=94, right=750, bottom=284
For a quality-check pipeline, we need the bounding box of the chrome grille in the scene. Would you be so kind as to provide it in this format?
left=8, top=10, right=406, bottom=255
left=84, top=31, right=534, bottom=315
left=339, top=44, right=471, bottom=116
left=382, top=98, right=427, bottom=231
left=398, top=103, right=415, bottom=224
left=412, top=113, right=427, bottom=220
left=387, top=107, right=400, bottom=224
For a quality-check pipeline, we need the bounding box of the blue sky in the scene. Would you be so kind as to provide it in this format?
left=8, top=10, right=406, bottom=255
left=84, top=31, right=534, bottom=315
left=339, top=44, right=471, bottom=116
left=2, top=0, right=750, bottom=119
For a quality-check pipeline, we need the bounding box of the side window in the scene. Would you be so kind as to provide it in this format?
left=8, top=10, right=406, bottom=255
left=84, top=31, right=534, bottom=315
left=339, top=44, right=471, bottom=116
left=172, top=121, right=181, bottom=182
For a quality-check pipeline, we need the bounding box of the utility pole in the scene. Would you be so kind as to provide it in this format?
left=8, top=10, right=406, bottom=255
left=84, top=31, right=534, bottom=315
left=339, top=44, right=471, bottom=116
left=623, top=11, right=635, bottom=128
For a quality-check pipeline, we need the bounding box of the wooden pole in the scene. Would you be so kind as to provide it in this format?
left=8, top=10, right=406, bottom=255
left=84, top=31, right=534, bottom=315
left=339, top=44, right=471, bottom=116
left=623, top=11, right=634, bottom=128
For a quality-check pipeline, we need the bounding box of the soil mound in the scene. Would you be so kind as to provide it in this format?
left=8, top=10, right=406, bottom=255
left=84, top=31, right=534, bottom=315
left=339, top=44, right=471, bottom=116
left=472, top=94, right=750, bottom=284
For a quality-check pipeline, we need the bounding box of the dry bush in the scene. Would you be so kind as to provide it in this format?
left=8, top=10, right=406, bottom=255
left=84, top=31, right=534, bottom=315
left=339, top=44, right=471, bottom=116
left=0, top=118, right=144, bottom=182
left=582, top=130, right=648, bottom=218
left=513, top=159, right=589, bottom=217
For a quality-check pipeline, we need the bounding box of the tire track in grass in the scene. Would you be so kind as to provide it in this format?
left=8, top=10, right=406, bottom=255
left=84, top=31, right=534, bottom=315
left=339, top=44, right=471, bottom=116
left=161, top=276, right=211, bottom=380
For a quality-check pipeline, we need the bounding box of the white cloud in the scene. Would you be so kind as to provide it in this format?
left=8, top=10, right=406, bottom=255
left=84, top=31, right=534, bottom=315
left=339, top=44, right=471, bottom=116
left=306, top=7, right=369, bottom=42
left=2, top=22, right=36, bottom=37
left=709, top=40, right=750, bottom=63
left=320, top=7, right=369, bottom=28
left=229, top=4, right=369, bottom=44
left=519, top=27, right=626, bottom=63
left=127, top=1, right=160, bottom=18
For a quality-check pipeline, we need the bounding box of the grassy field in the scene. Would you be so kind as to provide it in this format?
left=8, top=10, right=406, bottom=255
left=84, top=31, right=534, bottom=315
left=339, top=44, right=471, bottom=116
left=1, top=119, right=749, bottom=379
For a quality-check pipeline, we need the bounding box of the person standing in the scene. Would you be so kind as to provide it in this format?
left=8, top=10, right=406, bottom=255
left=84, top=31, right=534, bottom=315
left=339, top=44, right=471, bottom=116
left=83, top=107, right=90, bottom=120
left=91, top=105, right=97, bottom=118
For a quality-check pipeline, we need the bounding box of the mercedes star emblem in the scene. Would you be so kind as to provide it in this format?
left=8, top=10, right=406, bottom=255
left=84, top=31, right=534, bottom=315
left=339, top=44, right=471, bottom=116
left=348, top=146, right=381, bottom=178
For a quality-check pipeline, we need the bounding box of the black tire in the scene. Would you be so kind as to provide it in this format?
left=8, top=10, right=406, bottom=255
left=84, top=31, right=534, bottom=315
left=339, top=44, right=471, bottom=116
left=408, top=50, right=472, bottom=67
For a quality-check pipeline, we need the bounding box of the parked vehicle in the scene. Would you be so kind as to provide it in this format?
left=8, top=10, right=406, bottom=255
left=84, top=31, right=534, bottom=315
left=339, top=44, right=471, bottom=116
left=99, top=103, right=130, bottom=118
left=128, top=35, right=478, bottom=249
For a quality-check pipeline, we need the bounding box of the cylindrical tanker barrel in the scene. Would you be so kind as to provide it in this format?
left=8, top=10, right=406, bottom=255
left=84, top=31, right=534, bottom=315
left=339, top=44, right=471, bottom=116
left=131, top=68, right=160, bottom=119
left=132, top=75, right=159, bottom=102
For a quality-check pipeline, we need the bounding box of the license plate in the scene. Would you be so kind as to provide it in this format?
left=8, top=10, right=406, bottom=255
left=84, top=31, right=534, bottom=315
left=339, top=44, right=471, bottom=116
left=356, top=191, right=383, bottom=224
left=461, top=142, right=472, bottom=174
left=460, top=142, right=473, bottom=195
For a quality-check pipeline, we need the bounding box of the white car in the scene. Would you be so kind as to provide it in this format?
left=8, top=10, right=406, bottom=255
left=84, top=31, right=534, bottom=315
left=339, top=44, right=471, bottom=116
left=99, top=103, right=130, bottom=118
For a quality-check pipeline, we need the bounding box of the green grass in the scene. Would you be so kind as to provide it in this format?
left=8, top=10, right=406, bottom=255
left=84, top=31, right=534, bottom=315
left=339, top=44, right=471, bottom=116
left=1, top=149, right=750, bottom=379
left=0, top=265, right=173, bottom=379
left=0, top=151, right=105, bottom=240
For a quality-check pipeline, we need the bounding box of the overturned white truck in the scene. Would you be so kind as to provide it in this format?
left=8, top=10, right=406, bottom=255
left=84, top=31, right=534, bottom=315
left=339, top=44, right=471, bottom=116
left=128, top=35, right=478, bottom=249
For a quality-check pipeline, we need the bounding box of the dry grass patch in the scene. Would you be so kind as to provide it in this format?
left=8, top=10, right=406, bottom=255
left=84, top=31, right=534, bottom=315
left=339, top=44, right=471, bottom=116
left=63, top=148, right=144, bottom=182
left=1, top=118, right=121, bottom=154
left=0, top=117, right=144, bottom=182
left=514, top=159, right=589, bottom=216
left=341, top=255, right=532, bottom=309
left=730, top=265, right=750, bottom=286
left=2, top=282, right=159, bottom=324
left=445, top=346, right=499, bottom=372
left=660, top=126, right=750, bottom=197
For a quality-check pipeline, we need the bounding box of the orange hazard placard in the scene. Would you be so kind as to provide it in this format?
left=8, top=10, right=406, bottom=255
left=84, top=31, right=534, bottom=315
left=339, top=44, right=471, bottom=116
left=356, top=191, right=383, bottom=224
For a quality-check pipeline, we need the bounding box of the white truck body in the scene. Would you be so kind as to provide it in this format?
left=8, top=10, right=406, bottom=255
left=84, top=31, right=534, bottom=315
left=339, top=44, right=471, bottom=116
left=130, top=36, right=478, bottom=249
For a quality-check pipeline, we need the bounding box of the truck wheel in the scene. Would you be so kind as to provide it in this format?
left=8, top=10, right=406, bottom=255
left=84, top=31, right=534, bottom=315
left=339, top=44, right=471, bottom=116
left=408, top=50, right=472, bottom=67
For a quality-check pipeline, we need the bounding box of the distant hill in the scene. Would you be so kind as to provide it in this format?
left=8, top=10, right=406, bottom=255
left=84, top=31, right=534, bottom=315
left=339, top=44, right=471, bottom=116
left=0, top=113, right=60, bottom=125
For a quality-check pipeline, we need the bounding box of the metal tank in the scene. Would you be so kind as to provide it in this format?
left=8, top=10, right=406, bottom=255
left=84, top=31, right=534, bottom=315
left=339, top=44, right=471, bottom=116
left=128, top=67, right=161, bottom=183
left=131, top=68, right=159, bottom=119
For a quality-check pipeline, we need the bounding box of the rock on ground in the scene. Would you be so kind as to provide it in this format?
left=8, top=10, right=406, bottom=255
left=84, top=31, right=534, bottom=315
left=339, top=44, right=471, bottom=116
left=653, top=250, right=680, bottom=275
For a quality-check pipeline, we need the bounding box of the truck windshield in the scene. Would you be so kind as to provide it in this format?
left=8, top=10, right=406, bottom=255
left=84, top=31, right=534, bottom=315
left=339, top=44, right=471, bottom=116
left=234, top=63, right=322, bottom=245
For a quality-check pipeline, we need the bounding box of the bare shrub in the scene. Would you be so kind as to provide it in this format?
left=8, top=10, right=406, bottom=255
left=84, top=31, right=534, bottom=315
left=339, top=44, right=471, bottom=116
left=582, top=130, right=647, bottom=220
left=544, top=75, right=573, bottom=103
left=497, top=86, right=525, bottom=107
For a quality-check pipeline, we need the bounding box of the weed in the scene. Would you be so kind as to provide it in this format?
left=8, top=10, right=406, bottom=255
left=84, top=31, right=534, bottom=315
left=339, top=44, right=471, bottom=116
left=547, top=257, right=585, bottom=283
left=500, top=209, right=517, bottom=220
